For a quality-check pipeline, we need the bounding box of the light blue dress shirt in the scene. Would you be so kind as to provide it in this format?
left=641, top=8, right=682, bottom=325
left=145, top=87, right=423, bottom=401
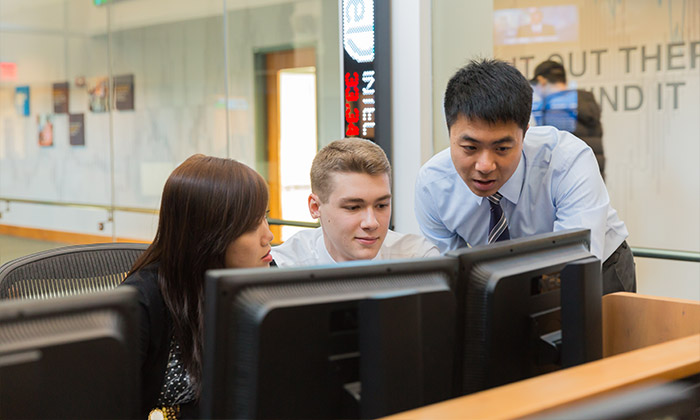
left=414, top=125, right=628, bottom=262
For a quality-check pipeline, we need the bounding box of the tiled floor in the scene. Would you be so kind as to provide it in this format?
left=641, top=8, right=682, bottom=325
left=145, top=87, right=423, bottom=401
left=0, top=235, right=69, bottom=265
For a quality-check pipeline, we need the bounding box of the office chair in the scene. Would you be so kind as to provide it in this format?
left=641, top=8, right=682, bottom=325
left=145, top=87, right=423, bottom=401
left=0, top=242, right=149, bottom=300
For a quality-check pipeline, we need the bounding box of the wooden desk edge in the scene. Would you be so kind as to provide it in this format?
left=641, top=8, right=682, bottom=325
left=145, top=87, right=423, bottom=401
left=383, top=334, right=700, bottom=420
left=604, top=292, right=700, bottom=307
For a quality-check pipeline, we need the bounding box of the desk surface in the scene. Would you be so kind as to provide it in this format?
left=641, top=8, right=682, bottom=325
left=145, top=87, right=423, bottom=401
left=383, top=334, right=700, bottom=420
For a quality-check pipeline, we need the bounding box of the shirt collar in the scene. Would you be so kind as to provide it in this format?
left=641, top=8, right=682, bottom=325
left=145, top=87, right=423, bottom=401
left=317, top=229, right=338, bottom=264
left=467, top=152, right=525, bottom=206
left=499, top=152, right=525, bottom=205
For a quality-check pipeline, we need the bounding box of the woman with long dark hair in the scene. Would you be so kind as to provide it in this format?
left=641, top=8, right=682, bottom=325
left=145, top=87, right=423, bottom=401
left=122, top=154, right=274, bottom=419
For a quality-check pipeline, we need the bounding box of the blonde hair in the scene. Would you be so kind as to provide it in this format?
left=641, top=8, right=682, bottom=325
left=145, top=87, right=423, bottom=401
left=310, top=138, right=391, bottom=202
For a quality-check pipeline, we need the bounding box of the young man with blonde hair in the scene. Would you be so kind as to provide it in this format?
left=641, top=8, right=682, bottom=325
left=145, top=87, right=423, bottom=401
left=272, top=138, right=439, bottom=267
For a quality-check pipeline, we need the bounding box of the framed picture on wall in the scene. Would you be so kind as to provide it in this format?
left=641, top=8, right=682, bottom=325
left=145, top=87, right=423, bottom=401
left=53, top=82, right=69, bottom=114
left=114, top=74, right=134, bottom=110
left=38, top=114, right=54, bottom=147
left=88, top=76, right=109, bottom=112
left=69, top=113, right=85, bottom=146
left=15, top=86, right=30, bottom=116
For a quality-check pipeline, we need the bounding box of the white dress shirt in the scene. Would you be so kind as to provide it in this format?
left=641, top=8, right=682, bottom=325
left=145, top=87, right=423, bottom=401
left=271, top=228, right=440, bottom=267
left=414, top=126, right=628, bottom=262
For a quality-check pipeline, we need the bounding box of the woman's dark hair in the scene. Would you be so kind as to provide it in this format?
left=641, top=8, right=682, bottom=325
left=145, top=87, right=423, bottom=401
left=444, top=58, right=533, bottom=131
left=128, top=154, right=269, bottom=397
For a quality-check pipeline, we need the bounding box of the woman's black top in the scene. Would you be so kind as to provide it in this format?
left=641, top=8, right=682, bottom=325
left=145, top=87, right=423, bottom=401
left=121, top=264, right=198, bottom=418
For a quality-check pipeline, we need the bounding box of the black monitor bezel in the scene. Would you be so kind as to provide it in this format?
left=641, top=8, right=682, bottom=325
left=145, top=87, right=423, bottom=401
left=446, top=228, right=598, bottom=394
left=200, top=256, right=459, bottom=419
left=0, top=286, right=141, bottom=419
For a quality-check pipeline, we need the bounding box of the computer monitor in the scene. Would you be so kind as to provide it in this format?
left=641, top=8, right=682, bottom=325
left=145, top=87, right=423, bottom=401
left=447, top=228, right=603, bottom=396
left=0, top=287, right=140, bottom=419
left=200, top=257, right=458, bottom=419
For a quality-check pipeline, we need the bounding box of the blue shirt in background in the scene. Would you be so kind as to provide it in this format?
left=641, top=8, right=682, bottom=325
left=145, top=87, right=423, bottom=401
left=531, top=89, right=579, bottom=132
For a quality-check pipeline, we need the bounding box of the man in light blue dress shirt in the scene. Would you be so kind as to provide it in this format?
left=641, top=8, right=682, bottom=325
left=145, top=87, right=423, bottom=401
left=415, top=59, right=635, bottom=294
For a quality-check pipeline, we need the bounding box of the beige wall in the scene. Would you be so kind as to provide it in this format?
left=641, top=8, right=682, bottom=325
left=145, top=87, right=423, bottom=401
left=431, top=1, right=494, bottom=154
left=428, top=0, right=699, bottom=300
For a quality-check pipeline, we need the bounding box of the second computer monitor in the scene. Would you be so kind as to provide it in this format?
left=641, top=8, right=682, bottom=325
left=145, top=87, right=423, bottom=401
left=448, top=228, right=603, bottom=395
left=201, top=257, right=459, bottom=419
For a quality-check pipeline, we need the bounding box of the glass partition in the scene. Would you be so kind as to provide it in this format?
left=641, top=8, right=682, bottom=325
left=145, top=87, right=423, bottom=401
left=0, top=0, right=338, bottom=255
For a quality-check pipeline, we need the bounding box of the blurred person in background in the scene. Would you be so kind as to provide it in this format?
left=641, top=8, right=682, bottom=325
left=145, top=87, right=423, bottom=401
left=530, top=60, right=606, bottom=179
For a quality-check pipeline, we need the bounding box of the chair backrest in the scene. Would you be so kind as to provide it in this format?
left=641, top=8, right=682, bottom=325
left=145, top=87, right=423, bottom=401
left=0, top=242, right=149, bottom=300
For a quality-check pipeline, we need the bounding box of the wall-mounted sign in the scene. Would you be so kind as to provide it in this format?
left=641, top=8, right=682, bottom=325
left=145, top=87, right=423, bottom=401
left=15, top=86, right=30, bottom=116
left=0, top=62, right=17, bottom=81
left=342, top=0, right=376, bottom=140
left=88, top=76, right=109, bottom=113
left=38, top=114, right=54, bottom=147
left=114, top=74, right=134, bottom=111
left=53, top=82, right=69, bottom=114
left=69, top=113, right=85, bottom=146
left=341, top=0, right=392, bottom=226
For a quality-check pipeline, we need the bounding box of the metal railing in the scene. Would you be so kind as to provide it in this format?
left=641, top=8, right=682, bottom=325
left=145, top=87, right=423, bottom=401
left=630, top=247, right=700, bottom=263
left=267, top=218, right=319, bottom=228
left=1, top=197, right=697, bottom=262
left=0, top=197, right=157, bottom=215
left=0, top=196, right=319, bottom=231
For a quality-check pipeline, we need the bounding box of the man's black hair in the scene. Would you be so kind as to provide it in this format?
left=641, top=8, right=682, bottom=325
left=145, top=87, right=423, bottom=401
left=444, top=58, right=532, bottom=131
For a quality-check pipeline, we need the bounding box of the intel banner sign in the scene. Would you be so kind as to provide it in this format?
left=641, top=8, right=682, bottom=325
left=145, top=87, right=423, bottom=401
left=342, top=0, right=377, bottom=140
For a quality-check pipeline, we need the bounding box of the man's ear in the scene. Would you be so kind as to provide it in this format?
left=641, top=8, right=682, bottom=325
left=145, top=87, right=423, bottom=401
left=308, top=193, right=322, bottom=219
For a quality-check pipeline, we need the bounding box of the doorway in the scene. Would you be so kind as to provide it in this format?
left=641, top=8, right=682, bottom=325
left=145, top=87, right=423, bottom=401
left=263, top=47, right=318, bottom=243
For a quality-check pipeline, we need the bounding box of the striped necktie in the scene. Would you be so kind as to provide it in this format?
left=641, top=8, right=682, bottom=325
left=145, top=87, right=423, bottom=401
left=487, top=192, right=510, bottom=244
